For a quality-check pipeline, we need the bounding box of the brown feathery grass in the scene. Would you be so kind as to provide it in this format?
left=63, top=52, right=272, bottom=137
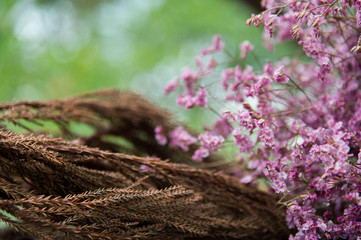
left=0, top=89, right=222, bottom=166
left=0, top=89, right=290, bottom=239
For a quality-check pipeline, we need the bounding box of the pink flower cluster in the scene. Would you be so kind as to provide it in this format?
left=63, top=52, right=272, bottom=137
left=156, top=1, right=361, bottom=239
left=155, top=126, right=167, bottom=145
left=155, top=124, right=225, bottom=162
left=168, top=126, right=197, bottom=151
left=193, top=132, right=224, bottom=161
left=154, top=125, right=197, bottom=151
left=232, top=128, right=253, bottom=154
left=164, top=35, right=224, bottom=109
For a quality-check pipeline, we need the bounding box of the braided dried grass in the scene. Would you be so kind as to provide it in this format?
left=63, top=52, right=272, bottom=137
left=0, top=90, right=289, bottom=239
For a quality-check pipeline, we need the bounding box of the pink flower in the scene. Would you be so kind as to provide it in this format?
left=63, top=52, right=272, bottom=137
left=221, top=68, right=234, bottom=90
left=201, top=34, right=224, bottom=55
left=181, top=67, right=198, bottom=94
left=231, top=65, right=243, bottom=91
left=140, top=164, right=153, bottom=172
left=273, top=66, right=289, bottom=83
left=212, top=118, right=233, bottom=138
left=212, top=34, right=224, bottom=52
left=193, top=85, right=208, bottom=108
left=222, top=111, right=237, bottom=121
left=258, top=126, right=275, bottom=149
left=317, top=56, right=331, bottom=81
left=192, top=132, right=224, bottom=162
left=164, top=78, right=179, bottom=95
left=194, top=56, right=218, bottom=76
left=198, top=131, right=224, bottom=152
left=176, top=86, right=208, bottom=109
left=263, top=32, right=275, bottom=52
left=236, top=111, right=255, bottom=130
left=246, top=75, right=271, bottom=97
left=177, top=93, right=194, bottom=109
left=192, top=147, right=209, bottom=162
left=207, top=57, right=217, bottom=70
left=246, top=13, right=262, bottom=27
left=262, top=12, right=278, bottom=37
left=263, top=59, right=274, bottom=76
left=155, top=125, right=167, bottom=145
left=239, top=41, right=254, bottom=59
left=232, top=128, right=254, bottom=153
left=163, top=2, right=361, bottom=238
left=240, top=175, right=253, bottom=184
left=169, top=126, right=197, bottom=151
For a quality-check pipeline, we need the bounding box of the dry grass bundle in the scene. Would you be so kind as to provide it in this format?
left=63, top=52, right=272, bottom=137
left=0, top=89, right=213, bottom=166
left=0, top=90, right=289, bottom=239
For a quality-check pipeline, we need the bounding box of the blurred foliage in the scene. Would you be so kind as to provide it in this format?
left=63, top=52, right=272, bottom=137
left=0, top=0, right=299, bottom=127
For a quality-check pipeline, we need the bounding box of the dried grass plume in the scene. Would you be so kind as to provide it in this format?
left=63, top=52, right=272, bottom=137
left=0, top=89, right=289, bottom=239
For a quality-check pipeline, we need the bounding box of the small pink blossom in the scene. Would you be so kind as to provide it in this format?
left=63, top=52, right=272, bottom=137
left=181, top=67, right=198, bottom=94
left=177, top=93, right=194, bottom=109
left=258, top=126, right=275, bottom=148
left=263, top=32, right=275, bottom=52
left=236, top=110, right=255, bottom=130
left=273, top=66, right=289, bottom=83
left=221, top=68, right=234, bottom=90
left=263, top=165, right=287, bottom=193
left=140, top=164, right=153, bottom=172
left=176, top=86, right=208, bottom=109
left=317, top=56, right=331, bottom=81
left=239, top=40, right=254, bottom=59
left=212, top=34, right=224, bottom=52
left=198, top=131, right=224, bottom=152
left=232, top=128, right=254, bottom=154
left=246, top=75, right=271, bottom=97
left=240, top=175, right=253, bottom=184
left=212, top=118, right=233, bottom=138
left=191, top=132, right=224, bottom=162
left=192, top=147, right=209, bottom=162
left=263, top=59, right=274, bottom=76
left=222, top=111, right=237, bottom=121
left=155, top=125, right=167, bottom=145
left=201, top=34, right=224, bottom=55
left=246, top=13, right=262, bottom=27
left=263, top=12, right=278, bottom=37
left=164, top=77, right=179, bottom=95
left=231, top=65, right=242, bottom=91
left=169, top=126, right=197, bottom=151
left=193, top=85, right=208, bottom=108
left=207, top=57, right=217, bottom=70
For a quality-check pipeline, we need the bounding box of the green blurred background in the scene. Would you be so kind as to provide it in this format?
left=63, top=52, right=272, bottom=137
left=0, top=0, right=298, bottom=126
